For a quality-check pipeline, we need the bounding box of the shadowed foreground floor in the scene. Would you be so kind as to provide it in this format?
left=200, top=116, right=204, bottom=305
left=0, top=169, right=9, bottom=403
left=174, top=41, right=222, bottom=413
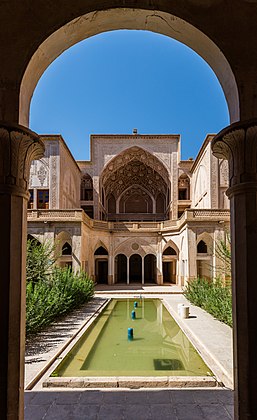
left=25, top=389, right=234, bottom=419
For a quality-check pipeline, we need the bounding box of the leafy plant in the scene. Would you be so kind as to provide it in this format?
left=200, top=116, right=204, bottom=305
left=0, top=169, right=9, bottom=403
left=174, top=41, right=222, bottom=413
left=26, top=267, right=94, bottom=334
left=184, top=277, right=232, bottom=327
left=26, top=239, right=94, bottom=335
left=26, top=238, right=57, bottom=284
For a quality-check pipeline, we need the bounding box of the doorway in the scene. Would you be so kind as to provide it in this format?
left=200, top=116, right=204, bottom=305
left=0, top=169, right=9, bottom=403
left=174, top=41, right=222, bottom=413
left=95, top=259, right=108, bottom=284
left=163, top=261, right=176, bottom=284
left=115, top=254, right=127, bottom=283
left=129, top=254, right=142, bottom=283
left=144, top=254, right=157, bottom=283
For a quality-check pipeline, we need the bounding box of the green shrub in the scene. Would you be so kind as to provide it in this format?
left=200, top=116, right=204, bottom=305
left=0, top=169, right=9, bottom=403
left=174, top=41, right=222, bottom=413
left=26, top=267, right=94, bottom=335
left=184, top=277, right=232, bottom=327
left=26, top=239, right=56, bottom=284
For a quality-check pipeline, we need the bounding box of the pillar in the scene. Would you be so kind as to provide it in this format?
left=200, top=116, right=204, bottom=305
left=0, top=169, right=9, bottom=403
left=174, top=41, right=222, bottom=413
left=127, top=257, right=129, bottom=285
left=0, top=122, right=44, bottom=419
left=142, top=256, right=144, bottom=284
left=187, top=229, right=197, bottom=282
left=212, top=120, right=257, bottom=420
left=156, top=234, right=163, bottom=284
left=108, top=254, right=113, bottom=285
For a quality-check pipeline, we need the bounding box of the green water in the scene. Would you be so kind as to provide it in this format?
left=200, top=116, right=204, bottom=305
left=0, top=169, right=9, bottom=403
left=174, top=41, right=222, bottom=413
left=52, top=299, right=212, bottom=377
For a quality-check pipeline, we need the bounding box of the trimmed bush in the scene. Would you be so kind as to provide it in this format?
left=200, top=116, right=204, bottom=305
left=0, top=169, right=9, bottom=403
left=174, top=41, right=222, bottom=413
left=26, top=267, right=94, bottom=335
left=184, top=277, right=232, bottom=327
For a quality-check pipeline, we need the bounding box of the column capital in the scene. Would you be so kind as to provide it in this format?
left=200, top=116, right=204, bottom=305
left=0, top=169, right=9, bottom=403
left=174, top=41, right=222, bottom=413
left=0, top=121, right=44, bottom=197
left=211, top=119, right=257, bottom=192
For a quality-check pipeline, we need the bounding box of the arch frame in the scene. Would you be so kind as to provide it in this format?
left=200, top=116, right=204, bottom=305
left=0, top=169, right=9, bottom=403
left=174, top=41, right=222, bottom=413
left=19, top=7, right=239, bottom=127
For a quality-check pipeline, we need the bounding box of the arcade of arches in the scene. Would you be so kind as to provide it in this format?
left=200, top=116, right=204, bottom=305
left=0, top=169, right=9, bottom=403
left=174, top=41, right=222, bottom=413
left=2, top=2, right=257, bottom=420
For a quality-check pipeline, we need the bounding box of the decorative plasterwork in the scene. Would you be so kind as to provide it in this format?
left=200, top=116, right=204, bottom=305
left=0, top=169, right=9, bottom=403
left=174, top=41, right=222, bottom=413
left=101, top=146, right=170, bottom=185
left=0, top=123, right=44, bottom=196
left=81, top=173, right=93, bottom=189
left=212, top=120, right=257, bottom=188
left=178, top=173, right=190, bottom=188
left=101, top=147, right=169, bottom=200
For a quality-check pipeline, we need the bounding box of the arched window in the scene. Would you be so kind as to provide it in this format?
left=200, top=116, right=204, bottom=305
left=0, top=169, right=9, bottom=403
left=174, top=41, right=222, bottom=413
left=163, top=246, right=177, bottom=256
left=197, top=240, right=208, bottom=253
left=107, top=194, right=116, bottom=213
left=62, top=242, right=72, bottom=255
left=178, top=173, right=190, bottom=200
left=94, top=246, right=108, bottom=256
left=81, top=174, right=93, bottom=201
left=156, top=193, right=165, bottom=213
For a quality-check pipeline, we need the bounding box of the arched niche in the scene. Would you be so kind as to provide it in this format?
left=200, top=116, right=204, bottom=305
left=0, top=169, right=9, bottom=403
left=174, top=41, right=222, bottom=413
left=144, top=254, right=157, bottom=284
left=107, top=194, right=116, bottom=213
left=62, top=242, right=72, bottom=255
left=19, top=8, right=238, bottom=127
left=115, top=254, right=127, bottom=283
left=197, top=240, right=208, bottom=254
left=163, top=246, right=177, bottom=256
left=81, top=173, right=93, bottom=201
left=119, top=186, right=153, bottom=214
left=156, top=193, right=165, bottom=214
left=94, top=246, right=108, bottom=256
left=178, top=173, right=190, bottom=200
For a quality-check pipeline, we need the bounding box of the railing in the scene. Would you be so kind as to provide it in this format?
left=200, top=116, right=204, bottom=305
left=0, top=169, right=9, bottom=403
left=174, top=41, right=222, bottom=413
left=27, top=208, right=230, bottom=231
left=192, top=209, right=230, bottom=218
left=27, top=209, right=82, bottom=219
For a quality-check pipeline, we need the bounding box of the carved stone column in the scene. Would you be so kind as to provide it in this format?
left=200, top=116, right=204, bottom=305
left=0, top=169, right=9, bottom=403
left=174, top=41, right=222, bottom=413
left=212, top=119, right=257, bottom=420
left=0, top=122, right=44, bottom=420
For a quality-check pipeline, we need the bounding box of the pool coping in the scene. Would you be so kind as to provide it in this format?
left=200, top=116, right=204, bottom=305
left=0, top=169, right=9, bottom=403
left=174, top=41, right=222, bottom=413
left=26, top=298, right=111, bottom=390
left=39, top=297, right=223, bottom=390
left=162, top=299, right=233, bottom=389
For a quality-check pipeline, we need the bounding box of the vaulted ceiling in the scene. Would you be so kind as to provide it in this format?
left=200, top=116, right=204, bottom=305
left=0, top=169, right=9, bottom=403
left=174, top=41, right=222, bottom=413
left=101, top=147, right=169, bottom=199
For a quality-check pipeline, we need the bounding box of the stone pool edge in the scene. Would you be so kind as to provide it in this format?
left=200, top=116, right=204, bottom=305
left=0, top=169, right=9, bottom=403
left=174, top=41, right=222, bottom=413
left=43, top=375, right=218, bottom=389
left=39, top=297, right=222, bottom=390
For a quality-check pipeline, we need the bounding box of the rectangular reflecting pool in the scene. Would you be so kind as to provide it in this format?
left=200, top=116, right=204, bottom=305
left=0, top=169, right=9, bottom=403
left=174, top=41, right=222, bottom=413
left=51, top=299, right=213, bottom=378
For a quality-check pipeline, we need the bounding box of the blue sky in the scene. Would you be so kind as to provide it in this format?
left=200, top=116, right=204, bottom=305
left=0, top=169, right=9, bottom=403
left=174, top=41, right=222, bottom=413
left=30, top=30, right=229, bottom=161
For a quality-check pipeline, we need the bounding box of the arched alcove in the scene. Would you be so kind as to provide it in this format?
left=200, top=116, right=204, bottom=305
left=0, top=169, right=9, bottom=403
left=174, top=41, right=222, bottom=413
left=163, top=246, right=177, bottom=256
left=197, top=240, right=208, bottom=254
left=94, top=246, right=108, bottom=256
left=129, top=254, right=142, bottom=283
left=115, top=254, right=127, bottom=283
left=62, top=242, right=72, bottom=255
left=144, top=254, right=157, bottom=283
left=101, top=146, right=169, bottom=221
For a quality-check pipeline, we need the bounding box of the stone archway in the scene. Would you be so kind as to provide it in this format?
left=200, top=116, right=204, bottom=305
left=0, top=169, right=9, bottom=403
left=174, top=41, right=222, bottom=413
left=19, top=8, right=239, bottom=127
left=100, top=146, right=170, bottom=221
left=3, top=3, right=257, bottom=419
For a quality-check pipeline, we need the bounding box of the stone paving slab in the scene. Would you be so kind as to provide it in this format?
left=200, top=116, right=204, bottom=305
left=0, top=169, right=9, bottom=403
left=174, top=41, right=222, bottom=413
left=24, top=389, right=234, bottom=419
left=163, top=295, right=233, bottom=388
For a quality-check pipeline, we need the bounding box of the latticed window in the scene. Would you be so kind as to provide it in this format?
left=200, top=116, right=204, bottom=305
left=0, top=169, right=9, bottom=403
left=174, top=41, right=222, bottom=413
left=81, top=174, right=93, bottom=201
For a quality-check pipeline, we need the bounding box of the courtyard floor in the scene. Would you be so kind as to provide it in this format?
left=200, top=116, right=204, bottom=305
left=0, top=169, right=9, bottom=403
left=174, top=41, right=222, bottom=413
left=25, top=285, right=234, bottom=419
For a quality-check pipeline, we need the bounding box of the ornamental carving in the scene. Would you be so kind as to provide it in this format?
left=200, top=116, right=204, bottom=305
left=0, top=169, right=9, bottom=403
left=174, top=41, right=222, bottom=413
left=101, top=148, right=169, bottom=201
left=38, top=164, right=47, bottom=186
left=0, top=123, right=44, bottom=195
left=212, top=121, right=257, bottom=187
left=101, top=146, right=170, bottom=186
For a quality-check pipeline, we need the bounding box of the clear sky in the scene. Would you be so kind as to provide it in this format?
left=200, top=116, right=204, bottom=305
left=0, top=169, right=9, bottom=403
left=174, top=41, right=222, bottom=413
left=30, top=30, right=229, bottom=161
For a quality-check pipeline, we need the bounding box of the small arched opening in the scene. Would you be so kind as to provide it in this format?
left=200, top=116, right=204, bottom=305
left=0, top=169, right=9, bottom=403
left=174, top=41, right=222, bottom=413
left=62, top=242, right=72, bottom=255
left=197, top=239, right=211, bottom=281
left=115, top=254, right=127, bottom=283
left=144, top=254, right=157, bottom=284
left=129, top=254, right=142, bottom=283
left=162, top=246, right=178, bottom=284
left=94, top=246, right=108, bottom=284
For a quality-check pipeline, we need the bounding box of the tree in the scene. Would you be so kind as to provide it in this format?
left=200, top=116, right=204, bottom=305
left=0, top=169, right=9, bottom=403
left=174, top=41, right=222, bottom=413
left=26, top=238, right=57, bottom=283
left=215, top=230, right=231, bottom=282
